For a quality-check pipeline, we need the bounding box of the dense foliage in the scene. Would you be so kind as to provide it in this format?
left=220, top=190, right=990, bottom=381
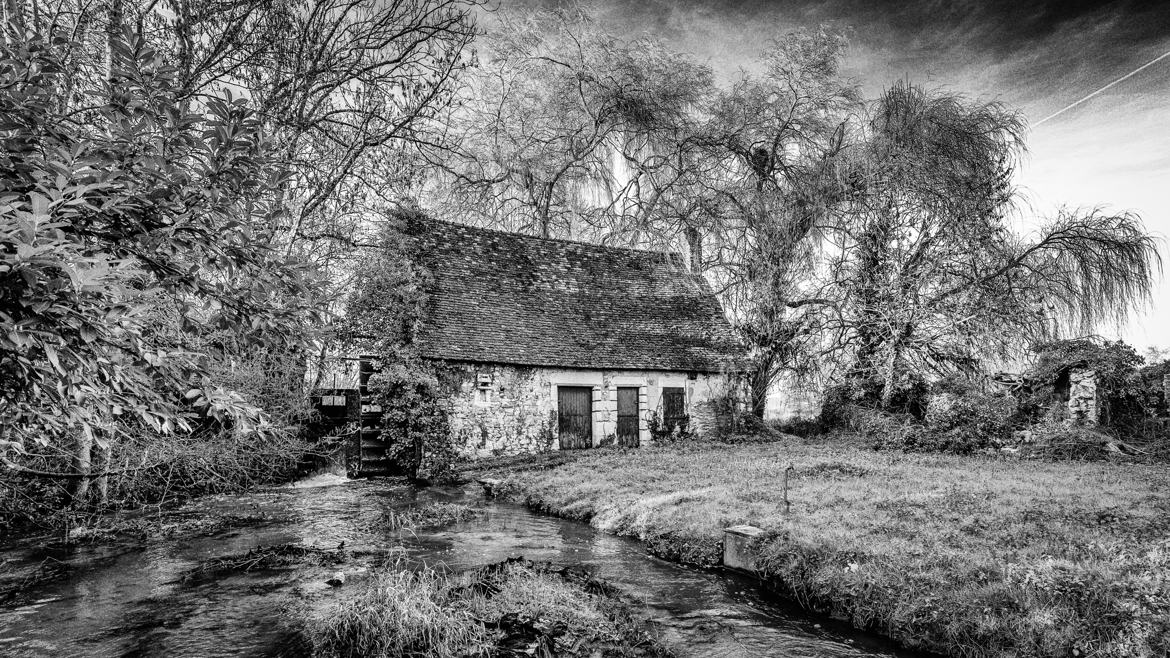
left=342, top=214, right=461, bottom=482
left=0, top=29, right=322, bottom=502
left=365, top=362, right=460, bottom=483
left=1028, top=339, right=1144, bottom=391
left=2, top=0, right=476, bottom=525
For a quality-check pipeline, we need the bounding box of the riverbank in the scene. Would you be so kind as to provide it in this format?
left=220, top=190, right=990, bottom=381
left=476, top=439, right=1170, bottom=657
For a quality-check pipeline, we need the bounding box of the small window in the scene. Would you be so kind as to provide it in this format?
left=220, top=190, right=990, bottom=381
left=662, top=387, right=686, bottom=430
left=475, top=388, right=492, bottom=406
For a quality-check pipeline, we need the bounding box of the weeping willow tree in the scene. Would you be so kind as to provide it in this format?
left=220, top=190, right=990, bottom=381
left=818, top=81, right=1162, bottom=409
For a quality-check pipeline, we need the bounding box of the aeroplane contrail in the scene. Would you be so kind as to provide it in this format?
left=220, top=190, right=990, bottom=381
left=1033, top=49, right=1170, bottom=127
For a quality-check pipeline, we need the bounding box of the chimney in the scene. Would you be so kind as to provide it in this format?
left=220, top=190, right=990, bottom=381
left=686, top=226, right=702, bottom=273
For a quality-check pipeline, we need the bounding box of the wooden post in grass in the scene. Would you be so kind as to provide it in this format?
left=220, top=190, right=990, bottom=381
left=782, top=463, right=794, bottom=514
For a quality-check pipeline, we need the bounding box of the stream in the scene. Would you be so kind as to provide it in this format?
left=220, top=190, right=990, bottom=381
left=0, top=475, right=917, bottom=657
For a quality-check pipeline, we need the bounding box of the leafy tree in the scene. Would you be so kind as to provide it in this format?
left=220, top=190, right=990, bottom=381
left=0, top=28, right=321, bottom=501
left=8, top=0, right=479, bottom=368
left=341, top=211, right=431, bottom=359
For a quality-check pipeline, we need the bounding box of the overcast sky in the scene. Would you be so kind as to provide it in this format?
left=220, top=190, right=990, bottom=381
left=513, top=0, right=1170, bottom=350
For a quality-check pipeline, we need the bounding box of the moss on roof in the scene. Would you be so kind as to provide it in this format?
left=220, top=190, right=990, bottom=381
left=406, top=217, right=742, bottom=373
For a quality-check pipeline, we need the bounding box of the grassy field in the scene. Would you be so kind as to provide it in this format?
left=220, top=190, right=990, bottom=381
left=479, top=439, right=1170, bottom=658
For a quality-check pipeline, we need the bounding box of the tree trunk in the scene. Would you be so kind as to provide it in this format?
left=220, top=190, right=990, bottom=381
left=879, top=342, right=900, bottom=410
left=171, top=0, right=193, bottom=109
left=106, top=0, right=123, bottom=72
left=69, top=430, right=93, bottom=505
left=749, top=356, right=773, bottom=419
left=92, top=440, right=110, bottom=506
left=538, top=204, right=551, bottom=238
left=878, top=323, right=913, bottom=410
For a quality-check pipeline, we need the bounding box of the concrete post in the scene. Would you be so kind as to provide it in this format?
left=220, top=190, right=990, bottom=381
left=723, top=525, right=765, bottom=572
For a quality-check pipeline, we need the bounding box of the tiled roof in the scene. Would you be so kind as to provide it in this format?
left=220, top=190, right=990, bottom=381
left=405, top=217, right=743, bottom=372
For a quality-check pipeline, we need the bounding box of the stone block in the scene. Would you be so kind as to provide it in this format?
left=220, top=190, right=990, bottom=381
left=723, top=524, right=765, bottom=573
left=478, top=478, right=501, bottom=497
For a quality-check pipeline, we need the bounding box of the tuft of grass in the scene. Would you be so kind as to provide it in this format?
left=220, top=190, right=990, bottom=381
left=371, top=502, right=482, bottom=532
left=483, top=440, right=1170, bottom=657
left=306, top=566, right=488, bottom=658
left=304, top=558, right=672, bottom=658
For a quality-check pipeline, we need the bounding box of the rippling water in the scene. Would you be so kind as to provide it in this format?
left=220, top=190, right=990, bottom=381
left=0, top=476, right=918, bottom=657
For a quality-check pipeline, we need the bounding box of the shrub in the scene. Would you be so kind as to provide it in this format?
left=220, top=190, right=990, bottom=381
left=820, top=371, right=930, bottom=423
left=923, top=388, right=1016, bottom=448
left=770, top=416, right=826, bottom=438
left=839, top=405, right=924, bottom=451
left=838, top=400, right=1012, bottom=456
left=366, top=361, right=460, bottom=483
left=646, top=411, right=697, bottom=443
left=1025, top=421, right=1127, bottom=461
left=1, top=349, right=318, bottom=535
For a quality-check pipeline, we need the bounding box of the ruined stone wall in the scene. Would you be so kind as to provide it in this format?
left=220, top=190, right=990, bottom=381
left=1067, top=368, right=1099, bottom=425
left=440, top=362, right=734, bottom=458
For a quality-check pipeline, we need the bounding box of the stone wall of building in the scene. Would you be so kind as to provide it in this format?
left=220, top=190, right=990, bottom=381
left=1067, top=367, right=1099, bottom=425
left=440, top=362, right=735, bottom=458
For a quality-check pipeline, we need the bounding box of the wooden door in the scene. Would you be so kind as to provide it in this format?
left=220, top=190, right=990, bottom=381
left=558, top=387, right=593, bottom=449
left=616, top=387, right=640, bottom=447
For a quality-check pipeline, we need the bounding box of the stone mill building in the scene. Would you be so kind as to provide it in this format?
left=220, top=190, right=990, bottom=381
left=405, top=217, right=743, bottom=459
left=312, top=216, right=745, bottom=467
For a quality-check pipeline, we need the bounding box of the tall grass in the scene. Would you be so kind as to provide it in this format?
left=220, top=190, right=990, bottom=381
left=307, top=568, right=488, bottom=658
left=304, top=559, right=670, bottom=658
left=372, top=502, right=481, bottom=532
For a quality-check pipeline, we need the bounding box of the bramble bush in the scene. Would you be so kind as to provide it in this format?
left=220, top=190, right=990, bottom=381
left=646, top=410, right=698, bottom=443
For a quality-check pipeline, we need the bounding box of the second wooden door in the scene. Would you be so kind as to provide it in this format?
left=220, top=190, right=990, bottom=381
left=616, top=387, right=640, bottom=447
